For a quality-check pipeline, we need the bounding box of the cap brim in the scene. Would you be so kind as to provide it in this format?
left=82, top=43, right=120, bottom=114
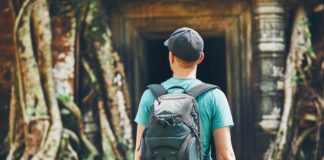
left=163, top=39, right=169, bottom=46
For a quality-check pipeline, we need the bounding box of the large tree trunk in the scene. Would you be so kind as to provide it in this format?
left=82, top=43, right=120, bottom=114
left=82, top=0, right=134, bottom=158
left=30, top=0, right=64, bottom=158
left=270, top=5, right=307, bottom=160
left=7, top=0, right=134, bottom=159
left=51, top=1, right=99, bottom=159
left=10, top=0, right=51, bottom=158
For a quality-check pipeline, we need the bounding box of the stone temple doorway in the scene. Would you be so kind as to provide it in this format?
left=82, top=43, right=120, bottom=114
left=108, top=1, right=253, bottom=159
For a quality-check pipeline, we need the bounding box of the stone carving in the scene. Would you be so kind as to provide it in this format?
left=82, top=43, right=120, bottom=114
left=254, top=1, right=285, bottom=131
left=253, top=1, right=286, bottom=158
left=258, top=107, right=281, bottom=133
left=255, top=3, right=285, bottom=53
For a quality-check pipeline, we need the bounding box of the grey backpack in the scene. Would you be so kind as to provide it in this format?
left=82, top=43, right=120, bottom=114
left=140, top=83, right=219, bottom=160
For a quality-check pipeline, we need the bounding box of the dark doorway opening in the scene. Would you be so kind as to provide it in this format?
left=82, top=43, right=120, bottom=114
left=146, top=39, right=172, bottom=84
left=145, top=37, right=227, bottom=92
left=198, top=37, right=227, bottom=93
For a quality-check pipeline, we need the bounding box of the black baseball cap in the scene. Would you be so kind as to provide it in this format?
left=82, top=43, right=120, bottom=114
left=164, top=27, right=204, bottom=62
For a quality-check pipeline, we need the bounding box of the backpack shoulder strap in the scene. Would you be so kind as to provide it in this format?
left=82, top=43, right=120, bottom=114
left=187, top=83, right=220, bottom=98
left=147, top=84, right=167, bottom=99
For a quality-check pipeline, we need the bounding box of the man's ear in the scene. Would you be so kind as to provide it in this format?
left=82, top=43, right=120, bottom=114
left=169, top=52, right=175, bottom=63
left=197, top=53, right=204, bottom=64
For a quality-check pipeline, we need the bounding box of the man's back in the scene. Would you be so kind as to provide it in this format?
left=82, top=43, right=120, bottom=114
left=135, top=77, right=234, bottom=159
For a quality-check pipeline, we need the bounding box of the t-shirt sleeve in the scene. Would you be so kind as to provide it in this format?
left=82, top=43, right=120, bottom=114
left=211, top=89, right=234, bottom=130
left=134, top=89, right=155, bottom=126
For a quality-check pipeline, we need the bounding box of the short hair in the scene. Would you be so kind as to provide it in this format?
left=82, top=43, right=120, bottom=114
left=174, top=56, right=198, bottom=69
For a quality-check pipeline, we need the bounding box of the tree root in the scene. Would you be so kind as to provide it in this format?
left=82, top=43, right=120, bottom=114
left=57, top=98, right=99, bottom=159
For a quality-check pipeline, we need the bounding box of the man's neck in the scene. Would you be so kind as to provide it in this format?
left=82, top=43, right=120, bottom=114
left=172, top=68, right=197, bottom=79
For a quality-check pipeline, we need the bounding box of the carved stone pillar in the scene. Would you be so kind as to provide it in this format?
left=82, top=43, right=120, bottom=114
left=253, top=1, right=285, bottom=158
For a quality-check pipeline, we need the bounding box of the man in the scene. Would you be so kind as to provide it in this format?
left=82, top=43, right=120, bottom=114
left=134, top=27, right=235, bottom=160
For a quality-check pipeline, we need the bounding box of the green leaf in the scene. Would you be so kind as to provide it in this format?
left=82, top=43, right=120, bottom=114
left=298, top=43, right=305, bottom=49
left=304, top=30, right=311, bottom=38
left=298, top=149, right=306, bottom=160
left=306, top=46, right=314, bottom=54
left=58, top=95, right=72, bottom=103
left=88, top=70, right=97, bottom=83
left=92, top=27, right=98, bottom=32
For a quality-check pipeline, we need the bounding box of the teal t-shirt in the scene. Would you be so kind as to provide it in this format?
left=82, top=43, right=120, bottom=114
left=135, top=77, right=234, bottom=159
